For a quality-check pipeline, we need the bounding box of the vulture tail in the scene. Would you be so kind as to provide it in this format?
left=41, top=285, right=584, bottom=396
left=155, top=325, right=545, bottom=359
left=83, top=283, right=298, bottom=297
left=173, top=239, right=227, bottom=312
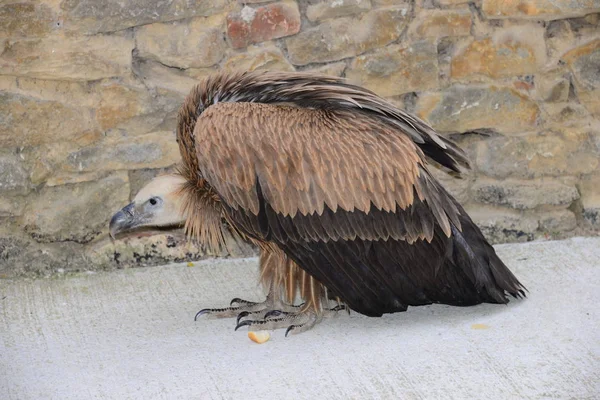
left=449, top=205, right=527, bottom=304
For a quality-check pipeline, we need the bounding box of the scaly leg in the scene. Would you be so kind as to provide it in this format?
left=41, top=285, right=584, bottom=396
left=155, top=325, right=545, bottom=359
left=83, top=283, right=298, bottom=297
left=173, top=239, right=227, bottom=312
left=194, top=281, right=299, bottom=320
left=235, top=303, right=348, bottom=336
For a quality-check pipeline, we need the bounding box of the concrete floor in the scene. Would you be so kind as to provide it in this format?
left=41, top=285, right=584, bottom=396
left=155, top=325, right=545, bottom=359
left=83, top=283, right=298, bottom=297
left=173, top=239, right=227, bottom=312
left=1, top=237, right=599, bottom=399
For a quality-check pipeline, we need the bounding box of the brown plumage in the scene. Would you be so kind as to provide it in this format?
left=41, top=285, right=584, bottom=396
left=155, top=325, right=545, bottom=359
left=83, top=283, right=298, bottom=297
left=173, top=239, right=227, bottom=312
left=174, top=70, right=525, bottom=319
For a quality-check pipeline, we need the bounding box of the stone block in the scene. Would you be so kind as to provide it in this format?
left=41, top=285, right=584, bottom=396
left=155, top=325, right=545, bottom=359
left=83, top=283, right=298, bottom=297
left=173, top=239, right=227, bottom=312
left=227, top=2, right=301, bottom=49
left=22, top=172, right=130, bottom=244
left=346, top=40, right=439, bottom=97
left=482, top=0, right=600, bottom=20
left=579, top=173, right=600, bottom=227
left=223, top=43, right=295, bottom=72
left=134, top=60, right=205, bottom=96
left=0, top=33, right=133, bottom=81
left=63, top=132, right=180, bottom=173
left=306, top=0, right=372, bottom=22
left=538, top=210, right=577, bottom=232
left=535, top=72, right=570, bottom=102
left=475, top=129, right=599, bottom=179
left=409, top=9, right=472, bottom=38
left=286, top=7, right=408, bottom=65
left=467, top=206, right=539, bottom=243
left=136, top=15, right=227, bottom=69
left=415, top=85, right=540, bottom=134
left=60, top=0, right=227, bottom=34
left=306, top=62, right=347, bottom=77
left=451, top=26, right=546, bottom=79
left=0, top=151, right=30, bottom=195
left=0, top=92, right=95, bottom=148
left=0, top=76, right=97, bottom=108
left=562, top=39, right=600, bottom=117
left=472, top=179, right=579, bottom=210
left=0, top=2, right=60, bottom=39
left=94, top=82, right=180, bottom=136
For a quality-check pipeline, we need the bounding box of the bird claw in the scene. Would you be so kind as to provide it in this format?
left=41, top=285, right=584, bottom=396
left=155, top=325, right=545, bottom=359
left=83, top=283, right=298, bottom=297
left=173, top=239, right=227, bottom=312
left=263, top=309, right=286, bottom=319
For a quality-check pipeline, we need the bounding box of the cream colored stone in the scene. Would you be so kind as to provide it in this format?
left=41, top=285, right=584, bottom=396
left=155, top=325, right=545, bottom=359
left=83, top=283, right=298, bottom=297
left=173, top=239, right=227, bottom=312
left=0, top=2, right=59, bottom=39
left=579, top=174, right=600, bottom=208
left=346, top=40, right=439, bottom=97
left=306, top=0, right=372, bottom=22
left=451, top=25, right=546, bottom=79
left=482, top=0, right=600, bottom=20
left=471, top=178, right=579, bottom=210
left=286, top=7, right=409, bottom=65
left=562, top=39, right=600, bottom=117
left=62, top=132, right=180, bottom=173
left=223, top=43, right=295, bottom=72
left=0, top=92, right=95, bottom=148
left=0, top=76, right=98, bottom=108
left=0, top=33, right=133, bottom=81
left=409, top=9, right=472, bottom=38
left=415, top=85, right=540, bottom=134
left=22, top=172, right=130, bottom=243
left=135, top=60, right=204, bottom=95
left=467, top=206, right=539, bottom=243
left=61, top=0, right=228, bottom=34
left=535, top=72, right=570, bottom=103
left=305, top=62, right=347, bottom=77
left=475, top=128, right=600, bottom=179
left=136, top=14, right=227, bottom=69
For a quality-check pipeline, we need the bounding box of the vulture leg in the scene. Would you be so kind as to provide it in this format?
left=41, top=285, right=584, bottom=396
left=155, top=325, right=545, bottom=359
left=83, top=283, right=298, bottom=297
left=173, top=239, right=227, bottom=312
left=234, top=301, right=348, bottom=336
left=193, top=281, right=300, bottom=321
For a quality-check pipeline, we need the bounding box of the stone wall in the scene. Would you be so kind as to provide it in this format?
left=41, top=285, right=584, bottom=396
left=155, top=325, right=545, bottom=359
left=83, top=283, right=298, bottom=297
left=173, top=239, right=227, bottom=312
left=1, top=0, right=599, bottom=277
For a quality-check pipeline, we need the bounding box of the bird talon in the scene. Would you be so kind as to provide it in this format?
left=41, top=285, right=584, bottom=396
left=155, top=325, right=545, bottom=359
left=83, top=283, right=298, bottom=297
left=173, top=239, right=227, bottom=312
left=235, top=319, right=253, bottom=331
left=236, top=311, right=250, bottom=324
left=285, top=325, right=296, bottom=337
left=194, top=308, right=211, bottom=321
left=264, top=310, right=285, bottom=319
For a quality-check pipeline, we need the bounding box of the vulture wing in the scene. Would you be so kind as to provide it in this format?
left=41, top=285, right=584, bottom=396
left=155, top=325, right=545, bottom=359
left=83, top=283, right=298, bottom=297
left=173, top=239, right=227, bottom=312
left=192, top=101, right=524, bottom=317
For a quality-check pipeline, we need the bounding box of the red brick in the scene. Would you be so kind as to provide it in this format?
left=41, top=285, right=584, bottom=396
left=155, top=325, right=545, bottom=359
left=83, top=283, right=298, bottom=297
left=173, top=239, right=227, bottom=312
left=227, top=2, right=301, bottom=49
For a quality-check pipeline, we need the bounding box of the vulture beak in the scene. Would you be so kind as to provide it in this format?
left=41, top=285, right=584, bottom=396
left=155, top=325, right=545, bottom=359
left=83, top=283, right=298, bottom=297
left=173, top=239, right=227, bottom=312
left=109, top=202, right=137, bottom=239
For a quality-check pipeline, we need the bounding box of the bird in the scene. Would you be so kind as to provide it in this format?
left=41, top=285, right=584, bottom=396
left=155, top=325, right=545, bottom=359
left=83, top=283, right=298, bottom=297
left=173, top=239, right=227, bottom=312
left=109, top=70, right=526, bottom=335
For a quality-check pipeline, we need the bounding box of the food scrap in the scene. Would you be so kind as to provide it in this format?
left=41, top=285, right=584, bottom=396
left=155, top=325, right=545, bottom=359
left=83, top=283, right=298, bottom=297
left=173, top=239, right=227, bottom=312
left=248, top=330, right=270, bottom=344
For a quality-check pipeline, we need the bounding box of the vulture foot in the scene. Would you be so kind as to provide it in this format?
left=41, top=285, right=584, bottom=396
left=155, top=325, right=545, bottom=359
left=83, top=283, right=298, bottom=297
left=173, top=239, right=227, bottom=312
left=194, top=294, right=300, bottom=321
left=234, top=303, right=348, bottom=335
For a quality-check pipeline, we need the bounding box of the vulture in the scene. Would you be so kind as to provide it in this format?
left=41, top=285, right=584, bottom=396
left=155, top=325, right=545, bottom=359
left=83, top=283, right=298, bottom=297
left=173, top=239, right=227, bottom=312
left=109, top=71, right=525, bottom=335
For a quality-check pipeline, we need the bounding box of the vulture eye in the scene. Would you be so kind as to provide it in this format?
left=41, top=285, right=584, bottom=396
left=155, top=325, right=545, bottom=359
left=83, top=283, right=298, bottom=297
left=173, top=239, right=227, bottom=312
left=149, top=197, right=158, bottom=206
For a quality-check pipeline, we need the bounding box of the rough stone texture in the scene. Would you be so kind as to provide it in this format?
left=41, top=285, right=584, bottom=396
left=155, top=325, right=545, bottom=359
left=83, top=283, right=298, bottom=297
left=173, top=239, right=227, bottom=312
left=136, top=15, right=227, bottom=69
left=482, top=0, right=600, bottom=21
left=451, top=26, right=546, bottom=79
left=22, top=172, right=130, bottom=244
left=0, top=92, right=95, bottom=147
left=306, top=0, right=372, bottom=21
left=347, top=40, right=439, bottom=97
left=475, top=129, right=599, bottom=179
left=60, top=0, right=228, bottom=34
left=409, top=9, right=472, bottom=38
left=0, top=2, right=60, bottom=39
left=286, top=7, right=408, bottom=65
left=562, top=39, right=600, bottom=117
left=1, top=0, right=599, bottom=276
left=579, top=173, right=600, bottom=227
left=471, top=179, right=579, bottom=210
left=415, top=85, right=540, bottom=134
left=223, top=43, right=295, bottom=71
left=0, top=33, right=134, bottom=81
left=227, top=2, right=301, bottom=49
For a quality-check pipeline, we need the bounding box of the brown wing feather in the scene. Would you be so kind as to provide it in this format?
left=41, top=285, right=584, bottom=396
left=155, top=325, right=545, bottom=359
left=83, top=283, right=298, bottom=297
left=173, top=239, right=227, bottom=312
left=193, top=102, right=458, bottom=237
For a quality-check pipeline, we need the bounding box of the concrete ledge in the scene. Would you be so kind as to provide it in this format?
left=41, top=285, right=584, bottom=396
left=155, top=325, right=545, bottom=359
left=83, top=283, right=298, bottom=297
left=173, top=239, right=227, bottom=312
left=1, top=237, right=599, bottom=399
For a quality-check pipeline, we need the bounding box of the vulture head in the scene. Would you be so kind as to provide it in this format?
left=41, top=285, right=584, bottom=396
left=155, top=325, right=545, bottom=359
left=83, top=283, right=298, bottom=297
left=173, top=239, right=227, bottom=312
left=109, top=174, right=186, bottom=239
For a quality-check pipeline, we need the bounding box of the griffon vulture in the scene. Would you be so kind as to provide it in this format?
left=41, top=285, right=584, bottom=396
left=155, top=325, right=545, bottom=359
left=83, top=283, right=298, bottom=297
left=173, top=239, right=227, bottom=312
left=110, top=71, right=525, bottom=335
